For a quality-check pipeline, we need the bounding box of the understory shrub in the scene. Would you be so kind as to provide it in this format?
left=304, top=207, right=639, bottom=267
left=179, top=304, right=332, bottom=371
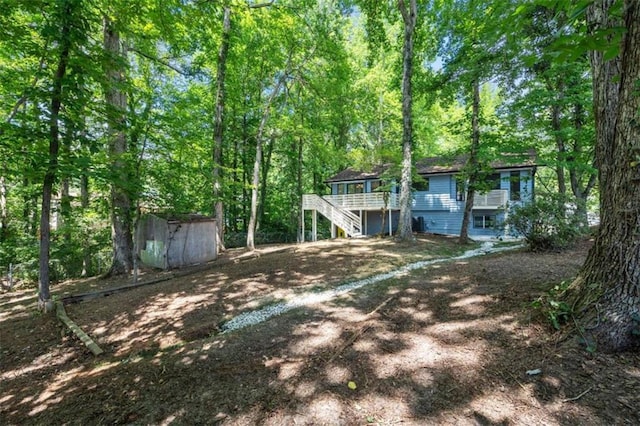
left=505, top=194, right=584, bottom=251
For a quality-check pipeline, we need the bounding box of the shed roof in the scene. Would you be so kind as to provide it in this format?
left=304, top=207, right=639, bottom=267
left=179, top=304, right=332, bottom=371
left=326, top=150, right=537, bottom=183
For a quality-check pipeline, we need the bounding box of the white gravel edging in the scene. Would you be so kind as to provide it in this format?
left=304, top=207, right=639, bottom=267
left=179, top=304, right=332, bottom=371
left=220, top=241, right=523, bottom=333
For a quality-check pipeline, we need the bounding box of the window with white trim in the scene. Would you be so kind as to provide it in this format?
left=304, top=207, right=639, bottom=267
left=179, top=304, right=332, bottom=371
left=473, top=214, right=496, bottom=229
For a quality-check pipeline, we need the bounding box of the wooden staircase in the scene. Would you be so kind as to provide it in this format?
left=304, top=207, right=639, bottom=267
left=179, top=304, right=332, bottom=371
left=302, top=194, right=362, bottom=237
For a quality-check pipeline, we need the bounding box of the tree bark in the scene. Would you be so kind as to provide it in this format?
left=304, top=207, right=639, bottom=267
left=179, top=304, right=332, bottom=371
left=258, top=135, right=274, bottom=227
left=213, top=6, right=231, bottom=253
left=246, top=78, right=283, bottom=250
left=104, top=17, right=133, bottom=276
left=565, top=0, right=640, bottom=352
left=80, top=172, right=91, bottom=277
left=569, top=102, right=597, bottom=228
left=296, top=133, right=303, bottom=242
left=397, top=0, right=417, bottom=241
left=459, top=77, right=481, bottom=244
left=39, top=0, right=73, bottom=310
left=0, top=174, right=7, bottom=241
left=550, top=103, right=567, bottom=197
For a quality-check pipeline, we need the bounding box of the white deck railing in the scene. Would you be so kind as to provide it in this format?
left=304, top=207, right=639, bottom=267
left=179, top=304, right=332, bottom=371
left=473, top=190, right=508, bottom=208
left=302, top=194, right=362, bottom=237
left=323, top=192, right=400, bottom=210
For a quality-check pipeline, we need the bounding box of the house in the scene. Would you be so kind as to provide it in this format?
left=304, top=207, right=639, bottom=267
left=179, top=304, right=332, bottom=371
left=301, top=151, right=536, bottom=240
left=136, top=214, right=217, bottom=269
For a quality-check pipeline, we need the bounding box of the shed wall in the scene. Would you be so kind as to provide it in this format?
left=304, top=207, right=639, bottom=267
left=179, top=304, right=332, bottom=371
left=137, top=215, right=217, bottom=269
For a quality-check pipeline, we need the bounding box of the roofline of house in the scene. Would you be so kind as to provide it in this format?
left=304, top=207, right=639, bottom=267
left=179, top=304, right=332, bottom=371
left=325, top=152, right=538, bottom=183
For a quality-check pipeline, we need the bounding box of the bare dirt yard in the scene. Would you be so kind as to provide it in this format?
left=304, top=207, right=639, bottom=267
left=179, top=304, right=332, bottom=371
left=1, top=234, right=639, bottom=425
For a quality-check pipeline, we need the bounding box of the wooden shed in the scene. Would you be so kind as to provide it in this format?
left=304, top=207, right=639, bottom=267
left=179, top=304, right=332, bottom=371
left=136, top=214, right=217, bottom=269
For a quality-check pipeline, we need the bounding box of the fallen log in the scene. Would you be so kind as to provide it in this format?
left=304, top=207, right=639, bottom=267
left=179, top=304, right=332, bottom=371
left=55, top=301, right=104, bottom=356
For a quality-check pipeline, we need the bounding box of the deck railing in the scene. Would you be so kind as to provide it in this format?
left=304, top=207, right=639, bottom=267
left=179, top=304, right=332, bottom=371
left=323, top=192, right=400, bottom=210
left=472, top=189, right=508, bottom=209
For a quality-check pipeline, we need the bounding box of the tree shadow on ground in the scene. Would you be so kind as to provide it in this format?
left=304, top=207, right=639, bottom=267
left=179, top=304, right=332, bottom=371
left=2, top=237, right=639, bottom=424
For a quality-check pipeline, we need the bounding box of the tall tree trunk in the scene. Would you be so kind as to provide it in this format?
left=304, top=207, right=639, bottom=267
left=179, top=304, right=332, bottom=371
left=565, top=0, right=640, bottom=352
left=231, top=119, right=240, bottom=233
left=246, top=79, right=283, bottom=250
left=213, top=6, right=231, bottom=253
left=397, top=0, right=417, bottom=241
left=459, top=77, right=481, bottom=244
left=0, top=174, right=7, bottom=241
left=551, top=103, right=567, bottom=197
left=257, top=135, right=274, bottom=227
left=22, top=177, right=31, bottom=234
left=60, top=130, right=72, bottom=245
left=296, top=134, right=303, bottom=242
left=569, top=102, right=596, bottom=228
left=104, top=17, right=133, bottom=276
left=39, top=0, right=72, bottom=310
left=80, top=172, right=91, bottom=277
left=459, top=78, right=480, bottom=244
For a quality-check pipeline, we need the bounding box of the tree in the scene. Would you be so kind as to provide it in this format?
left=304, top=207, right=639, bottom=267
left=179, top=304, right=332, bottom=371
left=435, top=0, right=515, bottom=243
left=396, top=0, right=418, bottom=241
left=38, top=0, right=78, bottom=310
left=565, top=0, right=640, bottom=352
left=246, top=75, right=284, bottom=250
left=103, top=16, right=134, bottom=276
left=212, top=5, right=231, bottom=253
left=458, top=77, right=480, bottom=243
left=503, top=4, right=596, bottom=226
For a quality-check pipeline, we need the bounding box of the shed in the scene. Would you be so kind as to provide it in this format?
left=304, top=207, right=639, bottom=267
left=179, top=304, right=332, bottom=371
left=136, top=214, right=217, bottom=269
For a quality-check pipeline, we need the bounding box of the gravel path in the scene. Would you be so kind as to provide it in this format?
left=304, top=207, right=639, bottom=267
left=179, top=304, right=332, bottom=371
left=221, top=242, right=522, bottom=333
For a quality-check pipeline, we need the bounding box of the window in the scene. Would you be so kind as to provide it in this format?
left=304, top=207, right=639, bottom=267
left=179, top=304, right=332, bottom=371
left=473, top=214, right=496, bottom=229
left=337, top=183, right=345, bottom=195
left=510, top=171, right=521, bottom=201
left=456, top=180, right=465, bottom=201
left=347, top=182, right=364, bottom=194
left=370, top=180, right=382, bottom=192
left=413, top=177, right=429, bottom=191
left=488, top=173, right=502, bottom=190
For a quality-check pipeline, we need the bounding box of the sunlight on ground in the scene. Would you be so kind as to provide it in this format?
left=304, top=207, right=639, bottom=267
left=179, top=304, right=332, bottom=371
left=368, top=332, right=484, bottom=379
left=0, top=348, right=77, bottom=382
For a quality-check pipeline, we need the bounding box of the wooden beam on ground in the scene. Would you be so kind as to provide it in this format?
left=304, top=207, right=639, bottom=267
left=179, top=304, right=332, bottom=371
left=61, top=275, right=175, bottom=304
left=56, top=301, right=104, bottom=356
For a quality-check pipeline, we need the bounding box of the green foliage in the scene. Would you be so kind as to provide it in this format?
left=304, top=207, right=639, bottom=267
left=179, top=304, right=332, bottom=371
left=0, top=0, right=602, bottom=280
left=505, top=194, right=583, bottom=251
left=531, top=280, right=572, bottom=330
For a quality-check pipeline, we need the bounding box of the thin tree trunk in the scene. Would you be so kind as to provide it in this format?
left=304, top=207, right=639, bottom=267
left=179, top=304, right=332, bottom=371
left=0, top=174, right=7, bottom=240
left=60, top=129, right=72, bottom=245
left=242, top=111, right=249, bottom=231
left=231, top=120, right=240, bottom=233
left=22, top=177, right=31, bottom=234
left=397, top=0, right=417, bottom=241
left=565, top=0, right=640, bottom=352
left=459, top=77, right=481, bottom=244
left=569, top=102, right=596, bottom=228
left=213, top=6, right=231, bottom=252
left=39, top=0, right=72, bottom=310
left=296, top=134, right=303, bottom=242
left=247, top=79, right=283, bottom=250
left=257, top=135, right=274, bottom=227
left=551, top=103, right=567, bottom=197
left=104, top=16, right=133, bottom=276
left=80, top=173, right=91, bottom=276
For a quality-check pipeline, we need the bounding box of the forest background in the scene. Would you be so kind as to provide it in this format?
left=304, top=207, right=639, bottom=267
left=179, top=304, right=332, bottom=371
left=0, top=1, right=597, bottom=288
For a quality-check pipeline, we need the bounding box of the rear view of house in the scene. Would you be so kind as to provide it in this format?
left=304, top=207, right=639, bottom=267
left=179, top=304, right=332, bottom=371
left=302, top=151, right=536, bottom=240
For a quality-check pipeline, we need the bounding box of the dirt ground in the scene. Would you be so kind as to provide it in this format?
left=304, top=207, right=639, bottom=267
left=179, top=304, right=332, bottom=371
left=1, top=234, right=639, bottom=425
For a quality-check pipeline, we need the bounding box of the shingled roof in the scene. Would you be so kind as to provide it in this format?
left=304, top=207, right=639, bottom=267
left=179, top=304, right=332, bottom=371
left=326, top=150, right=536, bottom=182
left=325, top=164, right=391, bottom=183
